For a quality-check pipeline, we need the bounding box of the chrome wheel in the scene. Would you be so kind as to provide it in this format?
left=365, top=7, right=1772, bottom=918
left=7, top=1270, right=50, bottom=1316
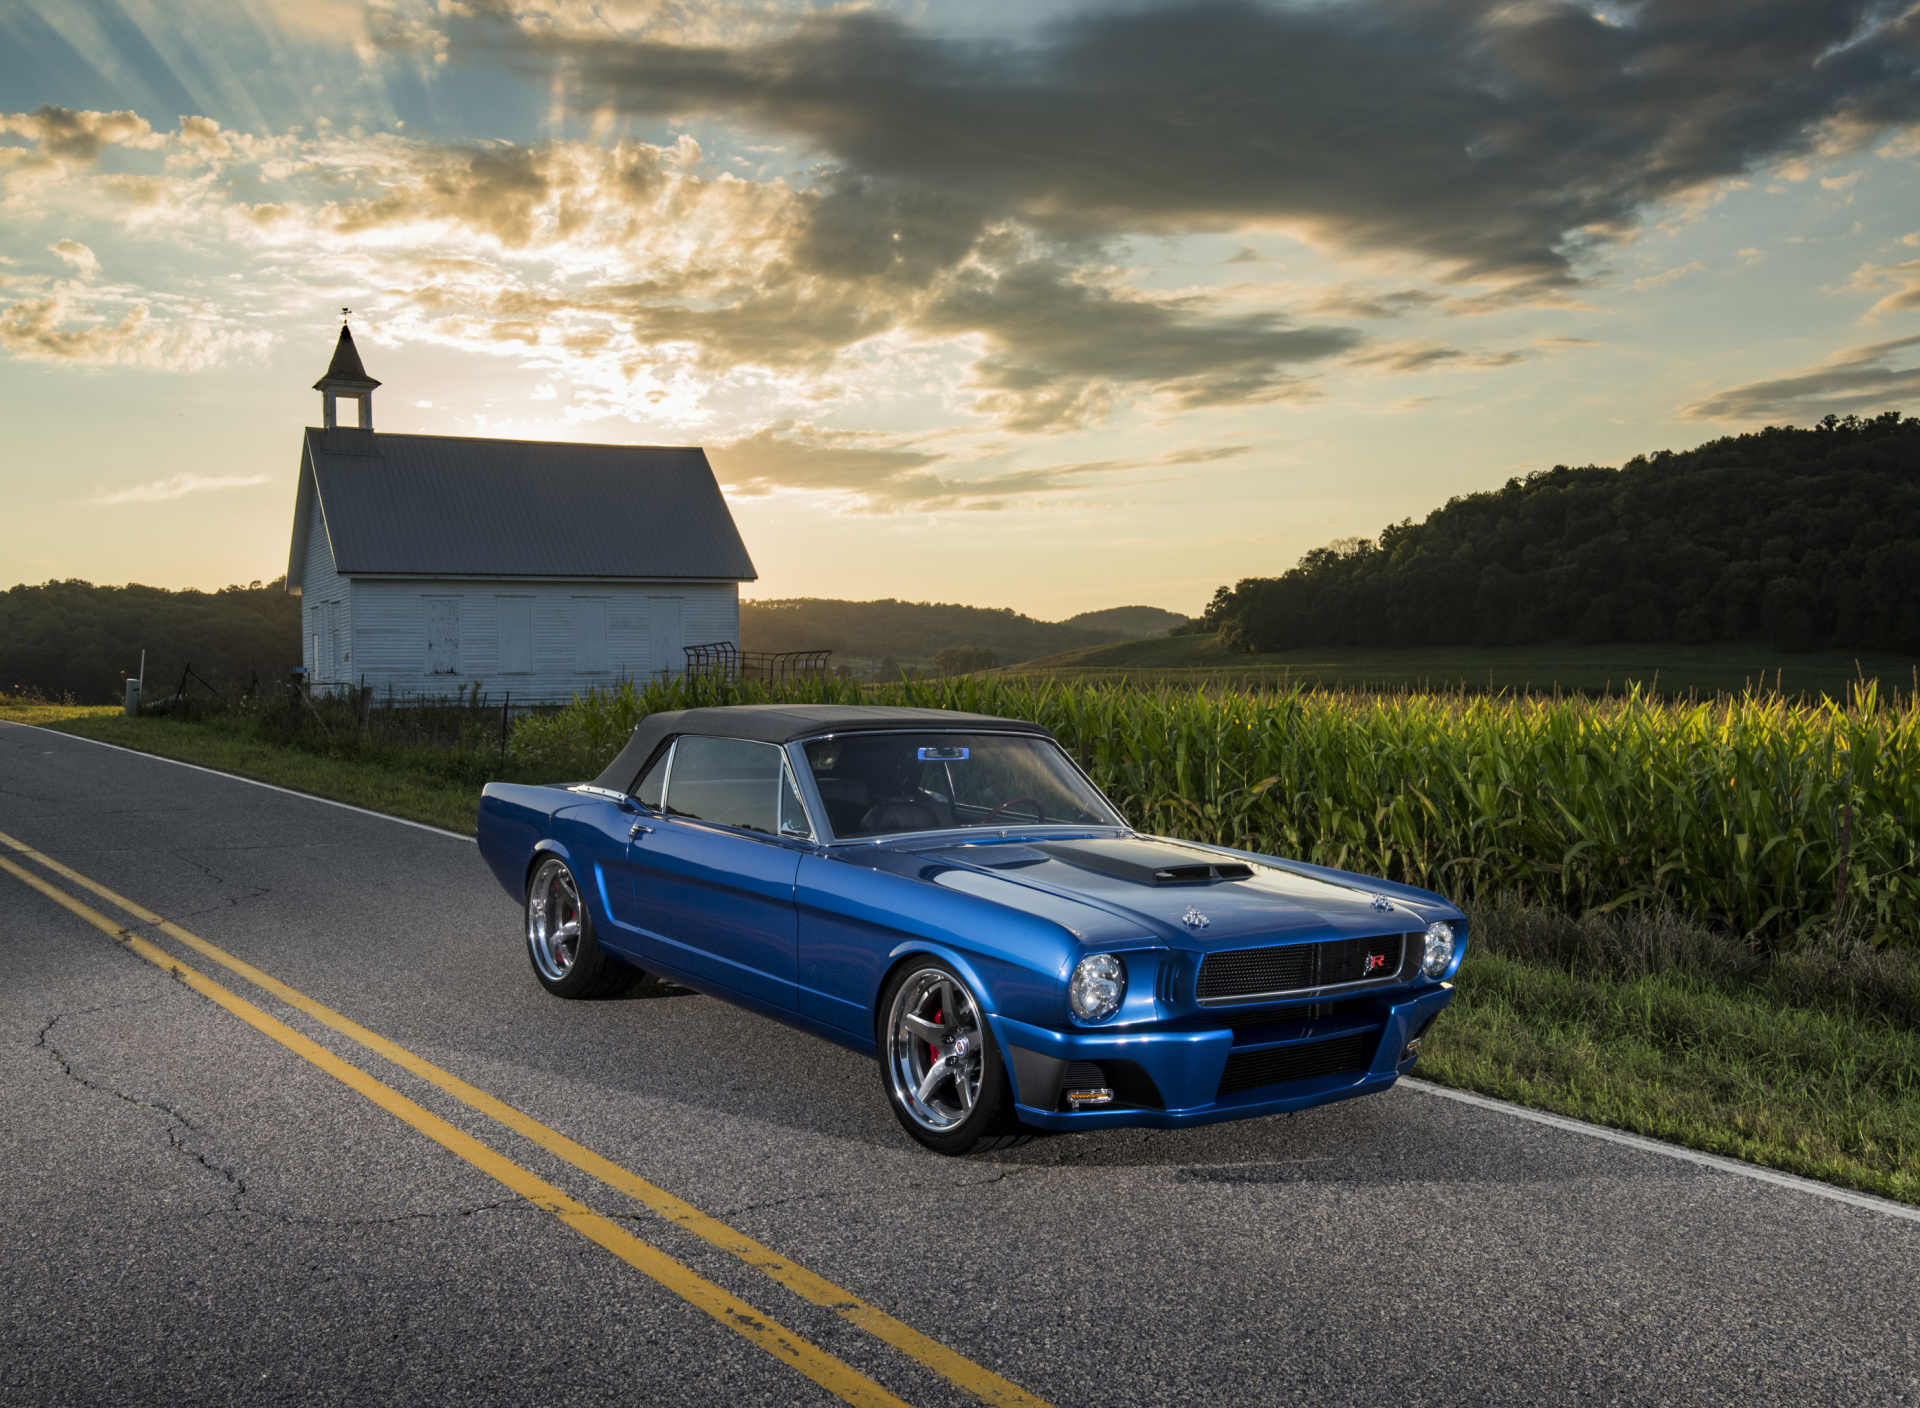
left=527, top=858, right=583, bottom=982
left=884, top=966, right=987, bottom=1133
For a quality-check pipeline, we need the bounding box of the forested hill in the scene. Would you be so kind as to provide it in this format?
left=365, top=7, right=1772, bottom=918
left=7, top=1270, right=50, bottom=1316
left=1, top=579, right=300, bottom=703
left=1206, top=412, right=1920, bottom=655
left=741, top=599, right=1186, bottom=665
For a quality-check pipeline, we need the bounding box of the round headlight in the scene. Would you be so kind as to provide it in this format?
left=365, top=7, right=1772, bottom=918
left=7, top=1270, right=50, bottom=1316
left=1069, top=953, right=1126, bottom=1022
left=1422, top=921, right=1456, bottom=978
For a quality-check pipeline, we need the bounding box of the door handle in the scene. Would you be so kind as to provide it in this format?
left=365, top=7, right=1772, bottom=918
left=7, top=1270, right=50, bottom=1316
left=629, top=822, right=654, bottom=838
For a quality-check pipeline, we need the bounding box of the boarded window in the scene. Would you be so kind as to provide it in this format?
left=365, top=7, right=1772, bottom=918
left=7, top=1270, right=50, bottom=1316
left=649, top=596, right=683, bottom=680
left=574, top=597, right=609, bottom=674
left=498, top=597, right=533, bottom=674
left=425, top=597, right=461, bottom=675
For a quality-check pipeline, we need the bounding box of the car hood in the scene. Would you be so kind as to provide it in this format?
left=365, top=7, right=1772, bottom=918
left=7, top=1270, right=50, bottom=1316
left=907, top=834, right=1446, bottom=949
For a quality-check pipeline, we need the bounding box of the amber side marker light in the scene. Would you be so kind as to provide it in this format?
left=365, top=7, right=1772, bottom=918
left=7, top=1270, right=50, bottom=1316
left=1066, top=1087, right=1114, bottom=1108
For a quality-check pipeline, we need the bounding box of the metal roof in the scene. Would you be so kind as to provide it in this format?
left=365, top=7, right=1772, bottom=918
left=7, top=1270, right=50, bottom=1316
left=289, top=428, right=757, bottom=583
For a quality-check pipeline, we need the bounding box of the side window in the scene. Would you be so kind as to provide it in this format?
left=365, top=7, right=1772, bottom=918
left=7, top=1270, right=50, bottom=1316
left=631, top=741, right=672, bottom=810
left=664, top=736, right=782, bottom=835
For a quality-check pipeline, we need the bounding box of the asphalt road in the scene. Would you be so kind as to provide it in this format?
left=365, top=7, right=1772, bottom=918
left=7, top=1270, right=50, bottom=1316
left=3, top=722, right=1917, bottom=1408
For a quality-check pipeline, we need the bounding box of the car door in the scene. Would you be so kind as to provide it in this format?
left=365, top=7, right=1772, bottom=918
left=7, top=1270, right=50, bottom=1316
left=629, top=735, right=813, bottom=1010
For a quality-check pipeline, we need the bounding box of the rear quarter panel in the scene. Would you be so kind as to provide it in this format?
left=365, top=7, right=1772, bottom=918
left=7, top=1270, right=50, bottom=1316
left=477, top=782, right=574, bottom=901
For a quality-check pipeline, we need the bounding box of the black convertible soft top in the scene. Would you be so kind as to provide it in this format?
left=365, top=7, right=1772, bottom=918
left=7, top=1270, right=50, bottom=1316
left=590, top=704, right=1054, bottom=791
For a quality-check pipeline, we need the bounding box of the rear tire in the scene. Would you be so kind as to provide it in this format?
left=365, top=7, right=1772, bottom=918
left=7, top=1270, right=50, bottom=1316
left=526, top=856, right=645, bottom=999
left=878, top=960, right=1032, bottom=1155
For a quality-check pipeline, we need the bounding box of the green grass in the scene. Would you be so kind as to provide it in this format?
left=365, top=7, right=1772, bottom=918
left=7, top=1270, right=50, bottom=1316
left=0, top=697, right=121, bottom=726
left=15, top=712, right=487, bottom=834
left=1009, top=634, right=1920, bottom=700
left=1424, top=952, right=1920, bottom=1204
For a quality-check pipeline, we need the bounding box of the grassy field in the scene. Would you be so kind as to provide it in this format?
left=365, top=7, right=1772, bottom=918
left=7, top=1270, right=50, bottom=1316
left=1430, top=957, right=1919, bottom=1202
left=1438, top=899, right=1919, bottom=1203
left=1009, top=633, right=1920, bottom=700
left=5, top=685, right=1916, bottom=1204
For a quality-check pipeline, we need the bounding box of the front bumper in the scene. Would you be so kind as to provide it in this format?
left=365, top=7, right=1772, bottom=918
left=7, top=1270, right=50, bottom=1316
left=993, top=982, right=1454, bottom=1131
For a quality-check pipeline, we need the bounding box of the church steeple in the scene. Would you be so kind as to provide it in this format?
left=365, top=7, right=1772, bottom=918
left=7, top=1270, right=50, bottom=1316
left=314, top=312, right=381, bottom=430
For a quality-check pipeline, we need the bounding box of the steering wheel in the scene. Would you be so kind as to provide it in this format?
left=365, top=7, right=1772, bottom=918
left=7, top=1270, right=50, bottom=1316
left=982, top=795, right=1043, bottom=824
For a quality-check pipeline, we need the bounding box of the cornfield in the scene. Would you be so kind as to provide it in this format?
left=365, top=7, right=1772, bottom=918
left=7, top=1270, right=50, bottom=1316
left=512, top=674, right=1920, bottom=947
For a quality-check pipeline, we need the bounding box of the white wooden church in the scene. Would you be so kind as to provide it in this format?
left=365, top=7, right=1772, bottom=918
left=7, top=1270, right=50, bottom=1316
left=286, top=325, right=756, bottom=701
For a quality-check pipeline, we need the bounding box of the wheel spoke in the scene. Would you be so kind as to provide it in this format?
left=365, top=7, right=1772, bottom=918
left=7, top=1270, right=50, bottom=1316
left=953, top=1065, right=975, bottom=1111
left=914, top=1060, right=950, bottom=1104
left=937, top=981, right=959, bottom=1029
left=901, top=1012, right=944, bottom=1045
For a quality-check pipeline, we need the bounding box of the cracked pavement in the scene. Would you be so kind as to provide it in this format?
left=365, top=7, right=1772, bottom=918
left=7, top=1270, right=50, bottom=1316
left=3, top=722, right=1919, bottom=1407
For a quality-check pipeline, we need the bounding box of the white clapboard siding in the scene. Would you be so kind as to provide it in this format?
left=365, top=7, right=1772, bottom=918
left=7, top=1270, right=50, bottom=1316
left=334, top=578, right=739, bottom=702
left=299, top=501, right=354, bottom=686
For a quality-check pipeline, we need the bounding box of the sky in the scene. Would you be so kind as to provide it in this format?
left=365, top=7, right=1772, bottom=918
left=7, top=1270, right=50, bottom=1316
left=2, top=0, right=1918, bottom=620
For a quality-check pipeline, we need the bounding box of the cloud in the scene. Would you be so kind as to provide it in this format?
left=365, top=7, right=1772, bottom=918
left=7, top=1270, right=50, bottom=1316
left=539, top=1, right=1920, bottom=292
left=0, top=287, right=271, bottom=370
left=1630, top=262, right=1705, bottom=291
left=1348, top=341, right=1527, bottom=373
left=1161, top=444, right=1252, bottom=465
left=48, top=240, right=98, bottom=278
left=710, top=421, right=1126, bottom=511
left=1680, top=336, right=1920, bottom=421
left=1849, top=259, right=1920, bottom=319
left=0, top=108, right=1545, bottom=428
left=920, top=260, right=1363, bottom=430
left=1306, top=286, right=1444, bottom=320
left=267, top=134, right=1371, bottom=426
left=0, top=106, right=159, bottom=165
left=90, top=473, right=272, bottom=505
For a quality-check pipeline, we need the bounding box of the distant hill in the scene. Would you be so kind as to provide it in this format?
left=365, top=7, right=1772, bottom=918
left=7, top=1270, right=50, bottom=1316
left=1, top=579, right=300, bottom=704
left=739, top=598, right=1186, bottom=667
left=1059, top=605, right=1188, bottom=637
left=1204, top=413, right=1920, bottom=655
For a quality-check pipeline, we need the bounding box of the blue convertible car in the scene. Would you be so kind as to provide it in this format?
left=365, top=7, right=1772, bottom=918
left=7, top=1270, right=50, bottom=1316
left=478, top=705, right=1463, bottom=1154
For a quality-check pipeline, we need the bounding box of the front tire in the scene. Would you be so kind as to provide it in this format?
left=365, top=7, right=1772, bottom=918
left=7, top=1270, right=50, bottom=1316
left=526, top=856, right=644, bottom=999
left=879, top=961, right=1030, bottom=1155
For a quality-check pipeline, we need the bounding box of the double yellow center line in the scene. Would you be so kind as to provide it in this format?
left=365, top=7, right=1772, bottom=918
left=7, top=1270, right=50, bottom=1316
left=0, top=828, right=1049, bottom=1408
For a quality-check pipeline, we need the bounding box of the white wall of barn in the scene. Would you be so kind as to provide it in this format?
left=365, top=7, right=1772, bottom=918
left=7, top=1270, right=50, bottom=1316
left=299, top=504, right=352, bottom=686
left=326, top=578, right=739, bottom=702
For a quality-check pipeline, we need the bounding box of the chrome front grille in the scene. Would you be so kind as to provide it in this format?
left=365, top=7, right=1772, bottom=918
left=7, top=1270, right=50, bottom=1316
left=1196, top=932, right=1414, bottom=1003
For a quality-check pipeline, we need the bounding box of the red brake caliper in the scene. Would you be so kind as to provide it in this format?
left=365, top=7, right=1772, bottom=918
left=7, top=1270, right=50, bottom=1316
left=929, top=1008, right=942, bottom=1064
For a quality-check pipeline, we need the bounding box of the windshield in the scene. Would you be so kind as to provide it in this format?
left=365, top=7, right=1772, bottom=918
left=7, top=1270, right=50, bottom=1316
left=801, top=732, right=1124, bottom=839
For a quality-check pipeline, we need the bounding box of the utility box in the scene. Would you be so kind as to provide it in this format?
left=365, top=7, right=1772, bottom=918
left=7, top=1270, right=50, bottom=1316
left=124, top=679, right=141, bottom=716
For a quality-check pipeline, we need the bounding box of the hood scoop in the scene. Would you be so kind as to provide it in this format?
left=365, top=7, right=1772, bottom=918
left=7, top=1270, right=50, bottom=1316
left=1031, top=838, right=1253, bottom=886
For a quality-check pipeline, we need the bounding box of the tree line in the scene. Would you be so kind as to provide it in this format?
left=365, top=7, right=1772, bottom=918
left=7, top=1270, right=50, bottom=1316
left=1, top=578, right=301, bottom=704
left=1204, top=413, right=1920, bottom=655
